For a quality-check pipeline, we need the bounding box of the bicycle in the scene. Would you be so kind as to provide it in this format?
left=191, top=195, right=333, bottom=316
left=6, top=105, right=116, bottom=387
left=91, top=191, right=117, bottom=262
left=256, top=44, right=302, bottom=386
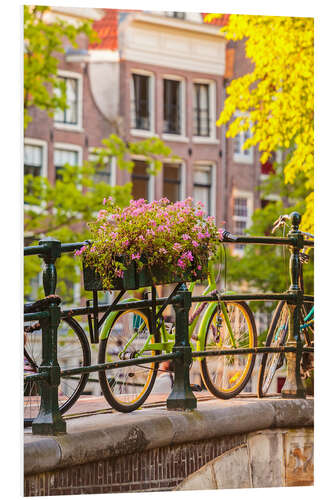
left=257, top=215, right=314, bottom=398
left=24, top=295, right=91, bottom=422
left=97, top=231, right=257, bottom=412
left=24, top=232, right=258, bottom=418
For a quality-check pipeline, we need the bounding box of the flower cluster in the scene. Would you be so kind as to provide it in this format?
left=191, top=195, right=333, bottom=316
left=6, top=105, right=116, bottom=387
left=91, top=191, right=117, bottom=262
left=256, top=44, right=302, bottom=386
left=78, top=197, right=225, bottom=289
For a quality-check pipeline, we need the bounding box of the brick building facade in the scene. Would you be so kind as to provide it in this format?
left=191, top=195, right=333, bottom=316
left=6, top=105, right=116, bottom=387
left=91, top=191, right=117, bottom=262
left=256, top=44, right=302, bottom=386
left=24, top=8, right=264, bottom=239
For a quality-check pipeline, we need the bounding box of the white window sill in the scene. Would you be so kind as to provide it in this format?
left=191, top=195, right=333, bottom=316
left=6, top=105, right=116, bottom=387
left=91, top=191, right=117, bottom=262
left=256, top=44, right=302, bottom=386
left=130, top=129, right=156, bottom=138
left=54, top=123, right=84, bottom=133
left=192, top=136, right=219, bottom=144
left=162, top=134, right=189, bottom=143
left=233, top=154, right=253, bottom=164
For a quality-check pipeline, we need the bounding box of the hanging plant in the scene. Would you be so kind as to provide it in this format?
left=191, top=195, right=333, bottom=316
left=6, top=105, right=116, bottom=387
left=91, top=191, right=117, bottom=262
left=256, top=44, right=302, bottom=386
left=76, top=197, right=225, bottom=290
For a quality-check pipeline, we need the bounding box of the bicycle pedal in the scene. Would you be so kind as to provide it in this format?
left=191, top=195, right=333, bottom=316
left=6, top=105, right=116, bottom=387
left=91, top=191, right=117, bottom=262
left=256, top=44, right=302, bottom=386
left=190, top=384, right=202, bottom=392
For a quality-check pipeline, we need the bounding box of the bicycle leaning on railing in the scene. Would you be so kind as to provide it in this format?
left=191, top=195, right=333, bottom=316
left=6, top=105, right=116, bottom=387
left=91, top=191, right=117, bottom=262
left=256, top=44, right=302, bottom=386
left=23, top=211, right=314, bottom=435
left=257, top=214, right=314, bottom=397
left=24, top=230, right=258, bottom=417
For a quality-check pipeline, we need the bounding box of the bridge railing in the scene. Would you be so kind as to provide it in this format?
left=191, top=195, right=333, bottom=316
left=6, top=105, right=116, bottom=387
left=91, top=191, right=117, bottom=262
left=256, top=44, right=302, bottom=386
left=24, top=212, right=314, bottom=435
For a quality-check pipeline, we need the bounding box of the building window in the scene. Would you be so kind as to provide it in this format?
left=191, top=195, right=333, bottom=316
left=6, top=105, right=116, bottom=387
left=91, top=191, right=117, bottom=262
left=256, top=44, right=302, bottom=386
left=131, top=74, right=151, bottom=131
left=89, top=153, right=113, bottom=185
left=193, top=83, right=210, bottom=137
left=233, top=196, right=251, bottom=250
left=54, top=76, right=79, bottom=125
left=165, top=12, right=185, bottom=19
left=131, top=161, right=149, bottom=201
left=233, top=129, right=253, bottom=163
left=54, top=148, right=79, bottom=180
left=24, top=144, right=43, bottom=177
left=163, top=164, right=181, bottom=203
left=193, top=165, right=212, bottom=215
left=163, top=79, right=181, bottom=135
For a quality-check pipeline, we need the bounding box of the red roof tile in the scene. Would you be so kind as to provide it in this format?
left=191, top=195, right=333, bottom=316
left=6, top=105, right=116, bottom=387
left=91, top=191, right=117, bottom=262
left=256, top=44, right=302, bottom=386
left=201, top=13, right=230, bottom=26
left=90, top=9, right=119, bottom=50
left=90, top=11, right=230, bottom=51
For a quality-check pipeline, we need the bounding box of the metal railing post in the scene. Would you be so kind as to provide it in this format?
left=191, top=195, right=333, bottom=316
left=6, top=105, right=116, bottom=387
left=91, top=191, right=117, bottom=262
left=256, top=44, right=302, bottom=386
left=31, top=238, right=67, bottom=435
left=167, top=284, right=197, bottom=410
left=281, top=212, right=306, bottom=399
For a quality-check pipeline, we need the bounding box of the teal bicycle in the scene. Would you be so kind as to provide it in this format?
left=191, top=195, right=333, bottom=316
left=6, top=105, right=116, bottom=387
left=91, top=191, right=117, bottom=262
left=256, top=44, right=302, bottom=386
left=257, top=215, right=314, bottom=397
left=98, top=238, right=258, bottom=412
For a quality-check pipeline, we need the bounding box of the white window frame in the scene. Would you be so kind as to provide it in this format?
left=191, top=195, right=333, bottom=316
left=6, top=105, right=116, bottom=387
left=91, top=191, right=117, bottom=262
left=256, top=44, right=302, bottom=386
left=54, top=70, right=83, bottom=132
left=192, top=161, right=216, bottom=217
left=130, top=69, right=155, bottom=138
left=192, top=79, right=217, bottom=144
left=162, top=74, right=187, bottom=142
left=232, top=112, right=253, bottom=164
left=232, top=189, right=253, bottom=255
left=130, top=155, right=155, bottom=202
left=54, top=142, right=83, bottom=166
left=162, top=160, right=186, bottom=201
left=24, top=138, right=48, bottom=178
left=54, top=143, right=83, bottom=188
left=88, top=148, right=116, bottom=187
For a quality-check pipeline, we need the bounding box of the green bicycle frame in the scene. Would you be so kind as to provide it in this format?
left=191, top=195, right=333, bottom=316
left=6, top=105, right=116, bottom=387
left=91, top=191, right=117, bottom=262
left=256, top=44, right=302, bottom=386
left=100, top=254, right=238, bottom=357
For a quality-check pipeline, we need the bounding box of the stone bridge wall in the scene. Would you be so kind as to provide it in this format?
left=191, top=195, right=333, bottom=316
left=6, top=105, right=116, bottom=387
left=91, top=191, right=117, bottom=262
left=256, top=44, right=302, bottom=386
left=24, top=398, right=314, bottom=496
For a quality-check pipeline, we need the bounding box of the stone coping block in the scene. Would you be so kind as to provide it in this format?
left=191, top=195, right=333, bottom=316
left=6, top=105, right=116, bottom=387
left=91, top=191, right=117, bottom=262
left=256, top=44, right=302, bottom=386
left=24, top=397, right=313, bottom=476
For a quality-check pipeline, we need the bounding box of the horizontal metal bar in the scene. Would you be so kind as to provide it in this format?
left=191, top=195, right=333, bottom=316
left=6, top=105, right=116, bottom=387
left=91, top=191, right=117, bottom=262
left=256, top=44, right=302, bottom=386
left=24, top=245, right=45, bottom=256
left=222, top=236, right=295, bottom=246
left=303, top=347, right=314, bottom=352
left=60, top=241, right=90, bottom=253
left=62, top=293, right=298, bottom=319
left=24, top=311, right=49, bottom=321
left=191, top=293, right=296, bottom=303
left=192, top=346, right=298, bottom=357
left=24, top=372, right=48, bottom=382
left=60, top=352, right=181, bottom=377
left=303, top=295, right=314, bottom=303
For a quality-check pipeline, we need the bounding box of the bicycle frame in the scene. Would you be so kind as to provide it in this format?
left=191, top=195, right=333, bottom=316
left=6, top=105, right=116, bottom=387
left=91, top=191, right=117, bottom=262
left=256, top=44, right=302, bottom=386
left=99, top=256, right=238, bottom=358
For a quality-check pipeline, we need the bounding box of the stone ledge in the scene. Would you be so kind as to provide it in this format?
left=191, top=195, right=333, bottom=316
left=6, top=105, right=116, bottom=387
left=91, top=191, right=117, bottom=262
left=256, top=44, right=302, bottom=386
left=24, top=397, right=313, bottom=476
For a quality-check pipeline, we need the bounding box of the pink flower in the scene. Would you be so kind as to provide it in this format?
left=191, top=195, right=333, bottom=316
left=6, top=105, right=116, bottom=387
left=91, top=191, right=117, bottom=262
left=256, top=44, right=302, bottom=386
left=197, top=265, right=202, bottom=270
left=159, top=247, right=167, bottom=254
left=115, top=269, right=124, bottom=278
left=177, top=259, right=186, bottom=269
left=173, top=243, right=182, bottom=251
left=182, top=251, right=194, bottom=262
left=74, top=245, right=86, bottom=256
left=192, top=240, right=199, bottom=247
left=131, top=253, right=140, bottom=260
left=182, top=234, right=190, bottom=240
left=103, top=197, right=107, bottom=205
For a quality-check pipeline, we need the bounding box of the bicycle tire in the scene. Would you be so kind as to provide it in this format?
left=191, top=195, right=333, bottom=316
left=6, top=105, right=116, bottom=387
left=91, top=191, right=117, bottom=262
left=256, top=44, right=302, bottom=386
left=257, top=301, right=314, bottom=397
left=200, top=301, right=257, bottom=399
left=98, top=309, right=159, bottom=412
left=24, top=316, right=91, bottom=420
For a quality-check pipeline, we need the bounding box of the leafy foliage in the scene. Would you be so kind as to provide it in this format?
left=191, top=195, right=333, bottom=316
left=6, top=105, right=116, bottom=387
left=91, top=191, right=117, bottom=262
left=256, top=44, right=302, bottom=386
left=24, top=5, right=99, bottom=129
left=205, top=14, right=314, bottom=232
left=24, top=136, right=174, bottom=302
left=222, top=164, right=314, bottom=315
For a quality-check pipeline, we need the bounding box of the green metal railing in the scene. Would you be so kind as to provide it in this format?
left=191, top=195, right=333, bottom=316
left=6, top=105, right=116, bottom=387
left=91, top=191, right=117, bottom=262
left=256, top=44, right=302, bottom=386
left=24, top=211, right=314, bottom=435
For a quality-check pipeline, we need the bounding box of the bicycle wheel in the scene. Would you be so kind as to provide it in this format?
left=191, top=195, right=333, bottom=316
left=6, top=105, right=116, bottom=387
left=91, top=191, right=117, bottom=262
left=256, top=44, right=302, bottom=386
left=257, top=301, right=314, bottom=397
left=257, top=301, right=288, bottom=398
left=200, top=301, right=257, bottom=399
left=98, top=309, right=159, bottom=412
left=24, top=316, right=91, bottom=421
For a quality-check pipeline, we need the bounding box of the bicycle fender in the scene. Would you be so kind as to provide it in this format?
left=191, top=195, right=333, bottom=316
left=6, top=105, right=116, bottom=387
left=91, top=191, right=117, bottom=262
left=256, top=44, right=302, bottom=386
left=100, top=298, right=140, bottom=340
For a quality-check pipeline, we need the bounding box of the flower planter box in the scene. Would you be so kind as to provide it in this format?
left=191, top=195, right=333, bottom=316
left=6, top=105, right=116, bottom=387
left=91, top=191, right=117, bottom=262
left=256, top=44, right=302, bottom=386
left=83, top=258, right=207, bottom=291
